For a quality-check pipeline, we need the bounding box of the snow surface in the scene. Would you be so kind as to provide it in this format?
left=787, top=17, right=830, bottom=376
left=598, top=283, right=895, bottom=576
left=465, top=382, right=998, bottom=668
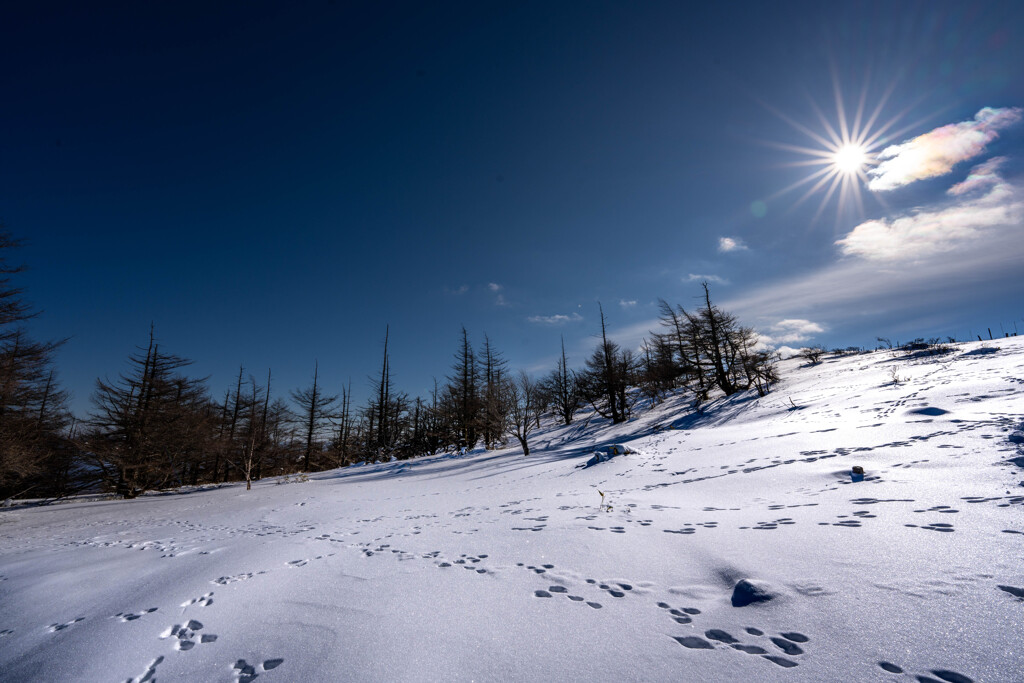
left=2, top=338, right=1024, bottom=682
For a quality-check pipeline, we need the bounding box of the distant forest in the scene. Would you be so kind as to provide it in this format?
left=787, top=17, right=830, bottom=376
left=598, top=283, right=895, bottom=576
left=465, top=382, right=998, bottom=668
left=0, top=229, right=778, bottom=501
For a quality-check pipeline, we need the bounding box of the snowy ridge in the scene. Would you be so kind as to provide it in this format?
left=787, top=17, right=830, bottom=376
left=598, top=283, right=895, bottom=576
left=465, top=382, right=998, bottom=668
left=1, top=338, right=1023, bottom=681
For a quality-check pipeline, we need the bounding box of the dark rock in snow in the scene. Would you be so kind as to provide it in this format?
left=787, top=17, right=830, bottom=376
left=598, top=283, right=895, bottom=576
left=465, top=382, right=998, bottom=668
left=731, top=579, right=776, bottom=607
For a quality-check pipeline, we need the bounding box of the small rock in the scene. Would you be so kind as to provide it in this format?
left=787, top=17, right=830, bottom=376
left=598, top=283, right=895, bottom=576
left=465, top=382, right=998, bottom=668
left=851, top=465, right=865, bottom=475
left=731, top=579, right=776, bottom=607
left=1008, top=431, right=1024, bottom=444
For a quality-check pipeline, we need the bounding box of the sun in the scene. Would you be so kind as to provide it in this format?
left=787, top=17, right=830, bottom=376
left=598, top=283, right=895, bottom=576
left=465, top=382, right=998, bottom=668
left=833, top=143, right=867, bottom=175
left=759, top=74, right=925, bottom=225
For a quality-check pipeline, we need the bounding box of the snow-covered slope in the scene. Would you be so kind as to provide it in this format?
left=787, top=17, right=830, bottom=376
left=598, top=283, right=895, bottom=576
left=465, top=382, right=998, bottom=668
left=2, top=338, right=1023, bottom=682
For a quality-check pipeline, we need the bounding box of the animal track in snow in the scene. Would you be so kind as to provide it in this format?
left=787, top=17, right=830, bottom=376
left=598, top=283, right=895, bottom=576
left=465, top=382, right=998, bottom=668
left=913, top=505, right=959, bottom=514
left=656, top=601, right=702, bottom=625
left=740, top=517, right=796, bottom=531
left=181, top=592, right=214, bottom=608
left=997, top=584, right=1024, bottom=601
left=232, top=657, right=284, bottom=682
left=875, top=659, right=974, bottom=683
left=48, top=617, right=85, bottom=632
left=286, top=553, right=334, bottom=567
left=213, top=571, right=267, bottom=585
left=115, top=607, right=158, bottom=622
left=160, top=619, right=216, bottom=651
left=670, top=622, right=809, bottom=670
left=904, top=522, right=955, bottom=533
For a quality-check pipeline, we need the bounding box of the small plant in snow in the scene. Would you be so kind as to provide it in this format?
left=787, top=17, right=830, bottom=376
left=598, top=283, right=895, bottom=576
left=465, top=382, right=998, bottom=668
left=598, top=490, right=613, bottom=513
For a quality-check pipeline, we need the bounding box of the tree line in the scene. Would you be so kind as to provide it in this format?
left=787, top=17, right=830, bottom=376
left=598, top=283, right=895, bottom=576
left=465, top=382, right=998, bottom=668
left=0, top=230, right=779, bottom=501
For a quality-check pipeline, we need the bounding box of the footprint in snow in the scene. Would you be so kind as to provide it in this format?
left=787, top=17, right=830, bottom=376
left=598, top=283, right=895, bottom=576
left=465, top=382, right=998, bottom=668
left=659, top=602, right=700, bottom=625
left=115, top=607, right=158, bottom=622
left=160, top=619, right=216, bottom=651
left=213, top=571, right=267, bottom=585
left=876, top=661, right=974, bottom=683
left=904, top=522, right=955, bottom=533
left=181, top=592, right=214, bottom=609
left=671, top=625, right=809, bottom=669
left=48, top=617, right=85, bottom=633
left=997, top=584, right=1024, bottom=601
left=232, top=657, right=284, bottom=682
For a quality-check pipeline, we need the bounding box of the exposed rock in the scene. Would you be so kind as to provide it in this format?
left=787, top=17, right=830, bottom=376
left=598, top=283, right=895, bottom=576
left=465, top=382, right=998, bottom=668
left=731, top=579, right=776, bottom=607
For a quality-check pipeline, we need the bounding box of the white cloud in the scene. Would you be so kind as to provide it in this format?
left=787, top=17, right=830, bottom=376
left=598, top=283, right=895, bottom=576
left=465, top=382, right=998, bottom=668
left=527, top=312, right=583, bottom=325
left=718, top=236, right=747, bottom=252
left=775, top=345, right=802, bottom=359
left=445, top=285, right=469, bottom=295
left=725, top=213, right=1024, bottom=327
left=760, top=319, right=826, bottom=344
left=722, top=151, right=1024, bottom=329
left=618, top=299, right=637, bottom=308
left=686, top=273, right=728, bottom=284
left=868, top=107, right=1022, bottom=191
left=837, top=162, right=1022, bottom=261
left=488, top=282, right=502, bottom=292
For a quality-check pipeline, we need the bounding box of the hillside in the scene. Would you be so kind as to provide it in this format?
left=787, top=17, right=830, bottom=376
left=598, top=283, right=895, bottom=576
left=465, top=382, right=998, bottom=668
left=1, top=338, right=1023, bottom=682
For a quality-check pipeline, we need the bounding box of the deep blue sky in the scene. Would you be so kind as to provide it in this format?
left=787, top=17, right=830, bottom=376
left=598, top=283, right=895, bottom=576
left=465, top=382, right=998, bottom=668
left=3, top=1, right=1024, bottom=415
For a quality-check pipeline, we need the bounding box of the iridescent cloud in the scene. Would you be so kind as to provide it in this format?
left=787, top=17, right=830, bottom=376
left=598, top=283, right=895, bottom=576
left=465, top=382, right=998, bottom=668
left=867, top=107, right=1022, bottom=191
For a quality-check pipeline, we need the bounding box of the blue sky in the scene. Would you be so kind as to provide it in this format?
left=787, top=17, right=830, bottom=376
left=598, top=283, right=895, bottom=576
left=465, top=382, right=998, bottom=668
left=3, top=1, right=1024, bottom=415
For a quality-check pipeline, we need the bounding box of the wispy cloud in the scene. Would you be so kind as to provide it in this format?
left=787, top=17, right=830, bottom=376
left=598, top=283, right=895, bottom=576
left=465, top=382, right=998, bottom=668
left=486, top=282, right=509, bottom=306
left=527, top=312, right=583, bottom=325
left=718, top=237, right=747, bottom=252
left=618, top=299, right=637, bottom=308
left=686, top=273, right=728, bottom=284
left=868, top=107, right=1022, bottom=191
left=948, top=156, right=1007, bottom=196
left=837, top=160, right=1022, bottom=261
left=726, top=205, right=1023, bottom=327
left=444, top=284, right=469, bottom=295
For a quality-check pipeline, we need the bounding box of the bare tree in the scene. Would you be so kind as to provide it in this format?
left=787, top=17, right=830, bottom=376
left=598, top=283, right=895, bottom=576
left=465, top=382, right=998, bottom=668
left=0, top=231, right=73, bottom=500
left=290, top=361, right=338, bottom=472
left=478, top=334, right=508, bottom=449
left=85, top=328, right=211, bottom=497
left=503, top=371, right=540, bottom=456
left=579, top=304, right=633, bottom=423
left=446, top=328, right=481, bottom=449
left=799, top=346, right=825, bottom=365
left=544, top=337, right=580, bottom=425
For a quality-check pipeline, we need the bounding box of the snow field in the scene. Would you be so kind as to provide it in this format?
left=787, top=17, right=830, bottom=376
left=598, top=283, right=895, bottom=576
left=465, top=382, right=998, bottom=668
left=1, top=337, right=1023, bottom=681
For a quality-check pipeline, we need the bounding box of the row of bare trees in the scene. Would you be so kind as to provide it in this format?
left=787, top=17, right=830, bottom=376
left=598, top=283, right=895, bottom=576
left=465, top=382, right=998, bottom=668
left=0, top=232, right=77, bottom=501
left=0, top=221, right=780, bottom=500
